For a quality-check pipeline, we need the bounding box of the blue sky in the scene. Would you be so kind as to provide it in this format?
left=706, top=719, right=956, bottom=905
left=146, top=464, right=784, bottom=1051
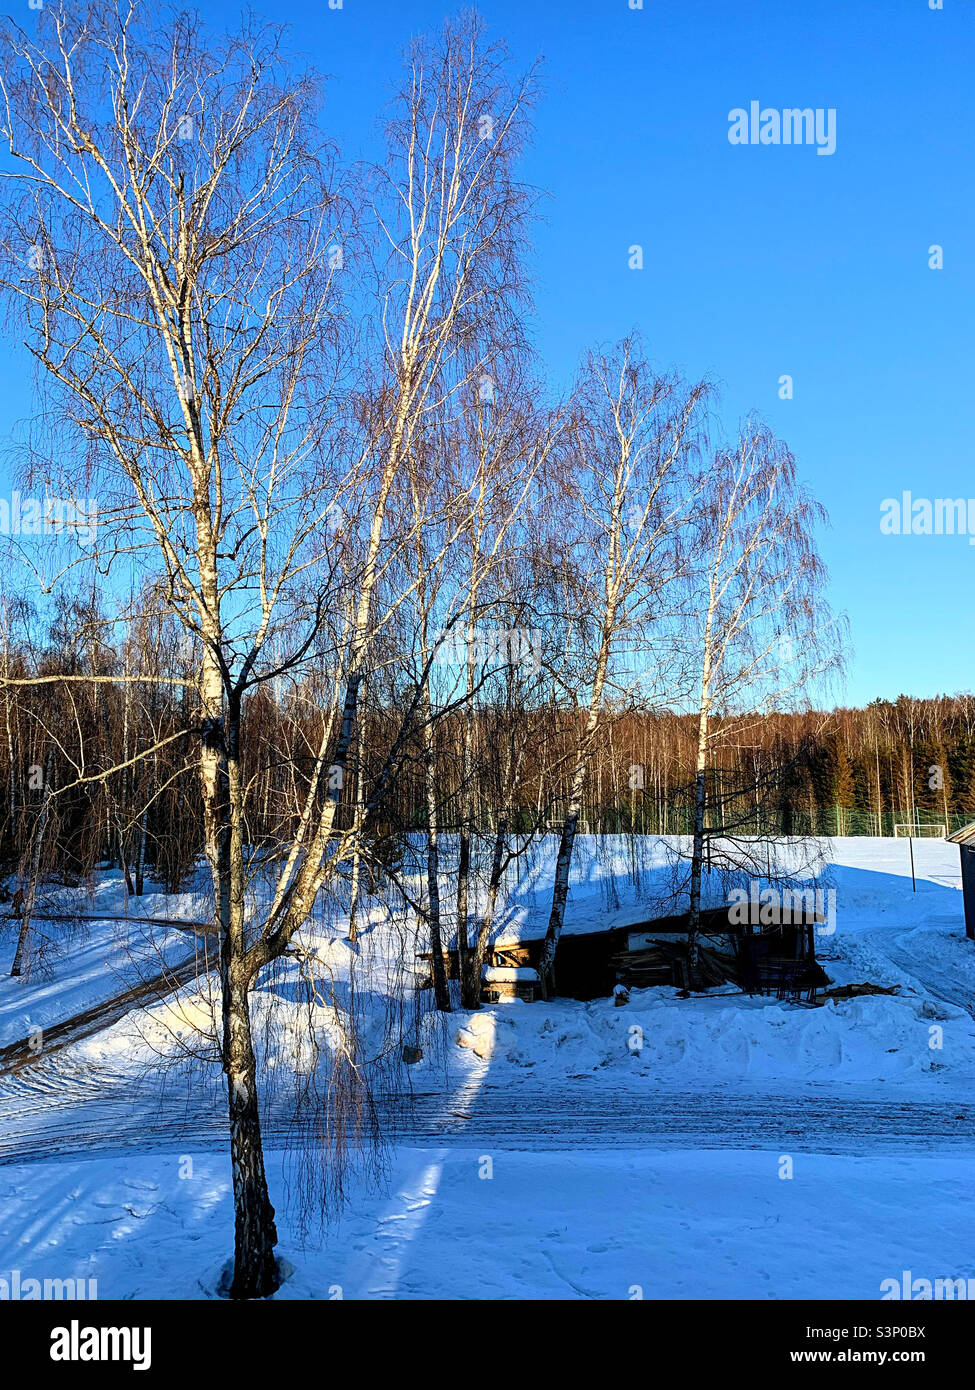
left=2, top=0, right=972, bottom=706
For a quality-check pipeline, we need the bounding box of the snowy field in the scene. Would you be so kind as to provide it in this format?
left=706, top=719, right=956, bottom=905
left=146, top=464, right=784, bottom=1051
left=1, top=835, right=974, bottom=1300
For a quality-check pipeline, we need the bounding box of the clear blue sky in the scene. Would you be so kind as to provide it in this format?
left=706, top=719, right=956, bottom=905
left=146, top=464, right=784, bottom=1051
left=1, top=0, right=972, bottom=706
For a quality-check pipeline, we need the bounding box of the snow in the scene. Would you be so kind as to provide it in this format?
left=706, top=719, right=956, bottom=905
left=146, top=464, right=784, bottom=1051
left=1, top=834, right=973, bottom=1299
left=0, top=870, right=215, bottom=1048
left=1, top=1146, right=972, bottom=1300
left=448, top=986, right=975, bottom=1089
left=481, top=966, right=538, bottom=982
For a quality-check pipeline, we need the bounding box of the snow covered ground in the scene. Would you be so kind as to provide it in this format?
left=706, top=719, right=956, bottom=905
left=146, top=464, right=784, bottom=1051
left=2, top=1146, right=971, bottom=1300
left=1, top=835, right=973, bottom=1299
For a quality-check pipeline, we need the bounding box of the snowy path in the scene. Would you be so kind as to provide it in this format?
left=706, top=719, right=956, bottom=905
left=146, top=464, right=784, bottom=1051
left=0, top=947, right=213, bottom=1075
left=1, top=1078, right=972, bottom=1164
left=838, top=925, right=975, bottom=1017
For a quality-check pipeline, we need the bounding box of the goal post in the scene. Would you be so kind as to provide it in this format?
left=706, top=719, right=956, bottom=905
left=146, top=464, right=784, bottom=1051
left=893, top=824, right=947, bottom=838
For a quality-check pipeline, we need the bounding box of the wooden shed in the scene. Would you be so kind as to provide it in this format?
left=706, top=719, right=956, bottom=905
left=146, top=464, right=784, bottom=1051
left=419, top=902, right=827, bottom=1004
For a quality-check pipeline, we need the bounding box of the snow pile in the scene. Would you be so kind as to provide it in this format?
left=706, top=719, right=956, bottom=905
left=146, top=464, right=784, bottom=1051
left=450, top=986, right=975, bottom=1087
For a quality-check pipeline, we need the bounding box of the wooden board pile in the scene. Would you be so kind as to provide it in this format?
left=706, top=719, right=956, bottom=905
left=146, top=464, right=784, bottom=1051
left=610, top=938, right=742, bottom=992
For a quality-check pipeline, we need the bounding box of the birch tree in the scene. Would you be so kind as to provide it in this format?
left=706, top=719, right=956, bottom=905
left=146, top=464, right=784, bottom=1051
left=536, top=338, right=709, bottom=996
left=683, top=420, right=843, bottom=970
left=0, top=2, right=538, bottom=1296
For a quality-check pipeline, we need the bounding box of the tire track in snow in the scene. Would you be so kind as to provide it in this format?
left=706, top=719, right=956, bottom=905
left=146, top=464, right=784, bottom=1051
left=1, top=1084, right=973, bottom=1165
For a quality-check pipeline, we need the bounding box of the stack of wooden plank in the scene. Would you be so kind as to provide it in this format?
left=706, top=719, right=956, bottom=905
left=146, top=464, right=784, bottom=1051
left=610, top=938, right=741, bottom=992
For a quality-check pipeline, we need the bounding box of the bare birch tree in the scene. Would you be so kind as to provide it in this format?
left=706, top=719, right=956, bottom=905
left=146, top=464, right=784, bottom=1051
left=0, top=2, right=538, bottom=1296
left=683, top=420, right=844, bottom=970
left=536, top=338, right=709, bottom=996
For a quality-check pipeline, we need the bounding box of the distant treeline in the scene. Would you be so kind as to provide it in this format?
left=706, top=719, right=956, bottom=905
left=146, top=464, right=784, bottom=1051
left=2, top=652, right=971, bottom=893
left=596, top=696, right=975, bottom=837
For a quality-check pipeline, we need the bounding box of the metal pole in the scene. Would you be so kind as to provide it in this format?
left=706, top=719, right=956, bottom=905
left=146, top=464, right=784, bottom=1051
left=909, top=835, right=916, bottom=893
